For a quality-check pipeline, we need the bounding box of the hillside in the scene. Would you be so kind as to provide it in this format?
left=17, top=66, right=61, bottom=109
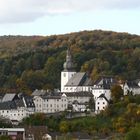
left=0, top=30, right=140, bottom=93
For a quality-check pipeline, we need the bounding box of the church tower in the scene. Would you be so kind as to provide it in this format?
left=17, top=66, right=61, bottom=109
left=61, top=47, right=76, bottom=92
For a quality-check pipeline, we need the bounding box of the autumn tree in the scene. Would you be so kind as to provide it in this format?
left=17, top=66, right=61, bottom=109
left=111, top=85, right=123, bottom=102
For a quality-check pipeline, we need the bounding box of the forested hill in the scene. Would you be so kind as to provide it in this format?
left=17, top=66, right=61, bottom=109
left=0, top=30, right=140, bottom=93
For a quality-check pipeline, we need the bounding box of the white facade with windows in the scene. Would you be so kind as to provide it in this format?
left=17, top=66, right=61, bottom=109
left=123, top=81, right=140, bottom=95
left=0, top=107, right=27, bottom=121
left=95, top=95, right=109, bottom=114
left=33, top=93, right=68, bottom=113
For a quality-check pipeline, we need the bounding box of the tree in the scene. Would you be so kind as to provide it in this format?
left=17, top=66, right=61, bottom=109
left=88, top=97, right=95, bottom=111
left=125, top=125, right=140, bottom=140
left=111, top=85, right=123, bottom=102
left=59, top=121, right=69, bottom=133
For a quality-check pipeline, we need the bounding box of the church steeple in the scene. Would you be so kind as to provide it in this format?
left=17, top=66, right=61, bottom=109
left=63, top=47, right=75, bottom=71
left=61, top=47, right=76, bottom=92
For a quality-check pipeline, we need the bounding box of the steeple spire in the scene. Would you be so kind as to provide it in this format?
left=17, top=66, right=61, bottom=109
left=63, top=47, right=75, bottom=71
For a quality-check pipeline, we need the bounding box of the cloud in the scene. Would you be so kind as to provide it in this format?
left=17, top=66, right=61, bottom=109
left=0, top=0, right=139, bottom=23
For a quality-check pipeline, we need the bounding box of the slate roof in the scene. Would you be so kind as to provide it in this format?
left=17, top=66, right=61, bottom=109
left=32, top=89, right=46, bottom=96
left=73, top=100, right=88, bottom=105
left=97, top=94, right=110, bottom=103
left=66, top=72, right=86, bottom=86
left=126, top=81, right=140, bottom=88
left=2, top=93, right=19, bottom=102
left=0, top=99, right=25, bottom=110
left=64, top=91, right=93, bottom=97
left=65, top=72, right=93, bottom=87
left=93, top=76, right=117, bottom=89
left=41, top=92, right=62, bottom=99
left=0, top=93, right=5, bottom=100
left=23, top=96, right=35, bottom=108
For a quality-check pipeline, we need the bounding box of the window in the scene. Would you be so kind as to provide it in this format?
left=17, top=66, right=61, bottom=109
left=98, top=102, right=99, bottom=104
left=64, top=73, right=66, bottom=77
left=98, top=107, right=99, bottom=110
left=103, top=107, right=105, bottom=109
left=103, top=102, right=105, bottom=104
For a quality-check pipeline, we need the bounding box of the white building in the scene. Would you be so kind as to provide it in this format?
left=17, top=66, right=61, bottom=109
left=33, top=92, right=68, bottom=113
left=61, top=48, right=93, bottom=93
left=72, top=100, right=88, bottom=112
left=0, top=100, right=27, bottom=122
left=92, top=76, right=116, bottom=100
left=64, top=92, right=93, bottom=104
left=0, top=128, right=25, bottom=140
left=95, top=94, right=109, bottom=114
left=123, top=80, right=140, bottom=95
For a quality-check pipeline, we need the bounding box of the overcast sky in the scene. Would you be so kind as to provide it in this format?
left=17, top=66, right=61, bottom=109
left=0, top=0, right=140, bottom=35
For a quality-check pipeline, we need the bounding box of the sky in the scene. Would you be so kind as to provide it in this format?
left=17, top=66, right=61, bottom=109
left=0, top=0, right=140, bottom=36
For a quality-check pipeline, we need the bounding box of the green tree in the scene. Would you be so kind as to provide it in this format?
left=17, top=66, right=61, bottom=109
left=125, top=126, right=140, bottom=140
left=59, top=121, right=69, bottom=133
left=111, top=85, right=123, bottom=102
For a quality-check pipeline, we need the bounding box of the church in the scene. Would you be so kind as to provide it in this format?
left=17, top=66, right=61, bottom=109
left=60, top=48, right=118, bottom=113
left=61, top=47, right=93, bottom=93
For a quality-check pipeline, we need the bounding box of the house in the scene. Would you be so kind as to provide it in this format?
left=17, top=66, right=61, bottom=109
left=33, top=92, right=68, bottom=113
left=92, top=76, right=116, bottom=100
left=72, top=100, right=88, bottom=112
left=0, top=128, right=25, bottom=140
left=123, top=80, right=140, bottom=95
left=95, top=94, right=109, bottom=114
left=64, top=91, right=93, bottom=104
left=0, top=99, right=27, bottom=122
left=22, top=96, right=35, bottom=115
left=61, top=48, right=93, bottom=93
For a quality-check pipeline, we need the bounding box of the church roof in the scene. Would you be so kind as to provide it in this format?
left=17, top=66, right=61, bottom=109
left=65, top=72, right=93, bottom=86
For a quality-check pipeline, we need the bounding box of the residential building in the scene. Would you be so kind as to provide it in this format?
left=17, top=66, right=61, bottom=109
left=33, top=91, right=68, bottom=113
left=0, top=128, right=25, bottom=140
left=0, top=99, right=27, bottom=122
left=92, top=76, right=117, bottom=100
left=123, top=80, right=140, bottom=95
left=95, top=94, right=109, bottom=114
